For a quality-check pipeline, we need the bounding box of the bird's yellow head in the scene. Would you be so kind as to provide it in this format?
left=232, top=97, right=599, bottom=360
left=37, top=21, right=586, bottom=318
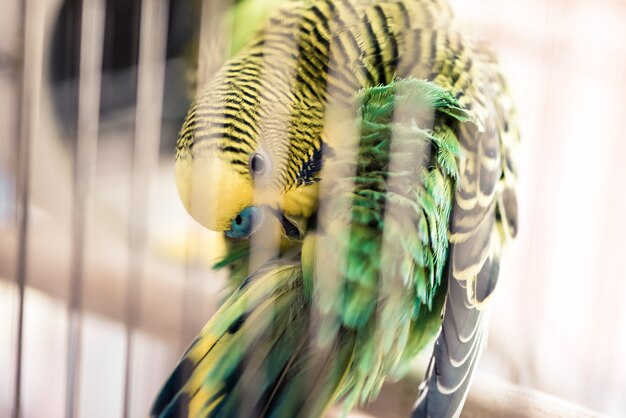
left=174, top=21, right=329, bottom=239
left=174, top=95, right=281, bottom=239
left=174, top=70, right=325, bottom=240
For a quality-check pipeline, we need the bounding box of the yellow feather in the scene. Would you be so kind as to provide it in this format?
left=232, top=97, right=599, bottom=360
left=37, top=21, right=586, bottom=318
left=175, top=147, right=254, bottom=231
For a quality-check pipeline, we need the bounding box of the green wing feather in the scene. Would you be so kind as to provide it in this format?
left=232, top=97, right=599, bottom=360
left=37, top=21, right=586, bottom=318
left=310, top=78, right=469, bottom=410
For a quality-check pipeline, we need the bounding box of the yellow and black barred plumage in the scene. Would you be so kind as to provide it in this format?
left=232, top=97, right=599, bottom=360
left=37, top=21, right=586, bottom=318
left=165, top=0, right=519, bottom=417
left=175, top=0, right=516, bottom=231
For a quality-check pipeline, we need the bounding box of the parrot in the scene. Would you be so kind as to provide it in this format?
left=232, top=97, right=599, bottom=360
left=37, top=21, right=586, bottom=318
left=152, top=0, right=519, bottom=417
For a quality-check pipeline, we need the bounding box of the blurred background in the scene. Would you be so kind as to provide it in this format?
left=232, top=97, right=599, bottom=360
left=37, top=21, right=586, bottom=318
left=0, top=0, right=625, bottom=416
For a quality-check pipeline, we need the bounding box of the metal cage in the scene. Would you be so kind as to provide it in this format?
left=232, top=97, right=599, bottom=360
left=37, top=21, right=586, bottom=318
left=1, top=0, right=624, bottom=417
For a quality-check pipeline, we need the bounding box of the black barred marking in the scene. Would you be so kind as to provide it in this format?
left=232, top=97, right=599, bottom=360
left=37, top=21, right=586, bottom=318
left=330, top=32, right=351, bottom=67
left=296, top=143, right=326, bottom=185
left=151, top=358, right=194, bottom=418
left=429, top=30, right=439, bottom=63
left=449, top=57, right=462, bottom=86
left=374, top=5, right=398, bottom=74
left=200, top=361, right=245, bottom=417
left=340, top=29, right=363, bottom=64
left=326, top=74, right=357, bottom=100
left=225, top=104, right=261, bottom=128
left=299, top=43, right=330, bottom=73
left=192, top=131, right=231, bottom=142
left=295, top=73, right=321, bottom=102
left=193, top=121, right=249, bottom=143
left=310, top=4, right=331, bottom=33
left=264, top=29, right=300, bottom=46
left=231, top=160, right=250, bottom=174
left=187, top=113, right=229, bottom=128
left=272, top=5, right=306, bottom=22
left=158, top=392, right=189, bottom=418
left=301, top=16, right=330, bottom=47
left=438, top=34, right=453, bottom=83
left=255, top=41, right=297, bottom=61
left=222, top=145, right=249, bottom=157
left=283, top=163, right=299, bottom=188
left=396, top=2, right=411, bottom=29
left=287, top=137, right=312, bottom=155
left=269, top=14, right=296, bottom=28
left=235, top=81, right=273, bottom=103
left=237, top=94, right=258, bottom=109
left=360, top=61, right=378, bottom=87
left=461, top=56, right=474, bottom=78
left=228, top=123, right=258, bottom=143
left=362, top=13, right=385, bottom=85
left=296, top=59, right=326, bottom=100
left=247, top=50, right=264, bottom=59
left=239, top=87, right=259, bottom=105
left=179, top=0, right=494, bottom=195
left=323, top=0, right=337, bottom=14
left=399, top=29, right=423, bottom=77
left=501, top=187, right=518, bottom=237
left=227, top=313, right=250, bottom=334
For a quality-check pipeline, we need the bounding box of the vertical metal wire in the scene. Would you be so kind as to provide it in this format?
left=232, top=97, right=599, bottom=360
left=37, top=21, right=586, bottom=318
left=66, top=0, right=105, bottom=417
left=12, top=0, right=51, bottom=415
left=12, top=0, right=33, bottom=415
left=196, top=0, right=233, bottom=92
left=180, top=0, right=234, bottom=347
left=122, top=0, right=169, bottom=416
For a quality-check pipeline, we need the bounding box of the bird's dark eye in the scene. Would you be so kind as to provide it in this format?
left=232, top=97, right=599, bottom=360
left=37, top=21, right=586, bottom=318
left=249, top=153, right=266, bottom=176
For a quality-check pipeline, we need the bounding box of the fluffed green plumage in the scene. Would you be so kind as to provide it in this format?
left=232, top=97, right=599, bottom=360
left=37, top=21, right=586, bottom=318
left=159, top=0, right=519, bottom=417
left=309, top=78, right=468, bottom=410
left=153, top=77, right=484, bottom=417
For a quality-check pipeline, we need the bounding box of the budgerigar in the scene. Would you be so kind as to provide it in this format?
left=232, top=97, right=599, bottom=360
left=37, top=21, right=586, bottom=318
left=152, top=0, right=518, bottom=417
